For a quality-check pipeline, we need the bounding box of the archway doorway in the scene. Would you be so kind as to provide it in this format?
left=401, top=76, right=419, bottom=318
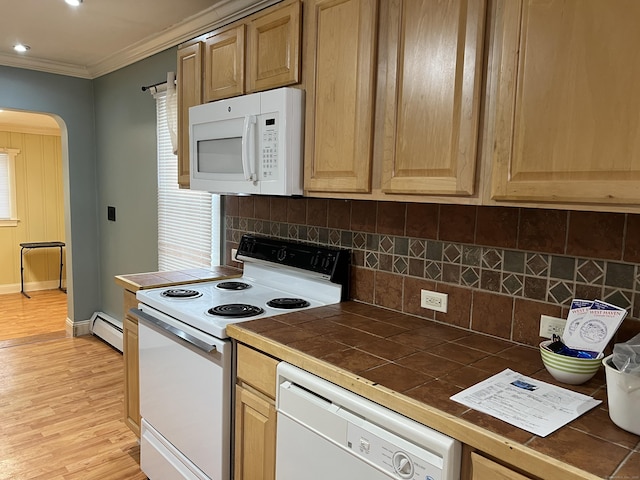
left=0, top=109, right=69, bottom=344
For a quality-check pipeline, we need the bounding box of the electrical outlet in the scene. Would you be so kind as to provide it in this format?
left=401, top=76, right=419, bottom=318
left=539, top=315, right=566, bottom=339
left=420, top=289, right=448, bottom=313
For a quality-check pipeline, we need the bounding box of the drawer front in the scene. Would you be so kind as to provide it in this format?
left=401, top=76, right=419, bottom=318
left=237, top=344, right=278, bottom=399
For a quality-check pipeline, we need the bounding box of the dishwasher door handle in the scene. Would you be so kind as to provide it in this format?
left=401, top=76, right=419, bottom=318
left=130, top=308, right=217, bottom=354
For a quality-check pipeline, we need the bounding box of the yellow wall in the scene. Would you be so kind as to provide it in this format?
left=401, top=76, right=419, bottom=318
left=0, top=130, right=64, bottom=292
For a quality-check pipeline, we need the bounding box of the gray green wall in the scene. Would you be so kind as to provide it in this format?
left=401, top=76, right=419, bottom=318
left=0, top=47, right=177, bottom=324
left=93, top=47, right=177, bottom=321
left=0, top=65, right=97, bottom=322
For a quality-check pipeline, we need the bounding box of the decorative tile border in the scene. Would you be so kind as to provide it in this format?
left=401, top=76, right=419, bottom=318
left=226, top=217, right=639, bottom=315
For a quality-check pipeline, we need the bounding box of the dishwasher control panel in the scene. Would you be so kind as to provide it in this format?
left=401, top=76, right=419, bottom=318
left=347, top=422, right=441, bottom=480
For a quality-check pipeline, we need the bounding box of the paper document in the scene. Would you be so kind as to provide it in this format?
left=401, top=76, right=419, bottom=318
left=450, top=369, right=601, bottom=437
left=563, top=299, right=627, bottom=353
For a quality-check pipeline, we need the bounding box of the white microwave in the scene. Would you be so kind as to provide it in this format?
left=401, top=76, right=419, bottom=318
left=189, top=87, right=304, bottom=196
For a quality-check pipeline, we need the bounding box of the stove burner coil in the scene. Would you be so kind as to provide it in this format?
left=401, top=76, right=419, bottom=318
left=161, top=288, right=202, bottom=299
left=208, top=304, right=265, bottom=318
left=267, top=298, right=311, bottom=309
left=216, top=281, right=251, bottom=290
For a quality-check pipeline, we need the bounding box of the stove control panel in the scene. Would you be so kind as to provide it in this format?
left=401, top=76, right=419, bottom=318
left=236, top=235, right=349, bottom=294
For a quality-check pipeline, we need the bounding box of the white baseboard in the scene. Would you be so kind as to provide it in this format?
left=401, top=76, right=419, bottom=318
left=0, top=280, right=66, bottom=295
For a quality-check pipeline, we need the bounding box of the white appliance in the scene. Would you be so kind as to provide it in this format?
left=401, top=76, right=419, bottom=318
left=189, top=87, right=304, bottom=195
left=276, top=363, right=461, bottom=480
left=132, top=235, right=350, bottom=480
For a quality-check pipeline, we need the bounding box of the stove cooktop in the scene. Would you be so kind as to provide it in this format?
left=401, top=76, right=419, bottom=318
left=136, top=235, right=350, bottom=339
left=137, top=273, right=338, bottom=337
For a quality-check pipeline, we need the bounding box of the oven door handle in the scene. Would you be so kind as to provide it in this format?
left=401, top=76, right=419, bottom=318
left=130, top=308, right=217, bottom=353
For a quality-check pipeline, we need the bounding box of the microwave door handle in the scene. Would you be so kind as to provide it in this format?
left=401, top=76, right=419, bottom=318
left=242, top=115, right=257, bottom=181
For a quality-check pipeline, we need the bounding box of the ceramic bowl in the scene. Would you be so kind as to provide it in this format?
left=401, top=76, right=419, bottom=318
left=539, top=340, right=603, bottom=385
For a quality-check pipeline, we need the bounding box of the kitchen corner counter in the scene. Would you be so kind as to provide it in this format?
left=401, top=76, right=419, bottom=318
left=114, top=266, right=241, bottom=292
left=227, top=301, right=640, bottom=480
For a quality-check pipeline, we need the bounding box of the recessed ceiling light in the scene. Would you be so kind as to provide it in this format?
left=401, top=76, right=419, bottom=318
left=13, top=44, right=30, bottom=53
left=65, top=0, right=82, bottom=5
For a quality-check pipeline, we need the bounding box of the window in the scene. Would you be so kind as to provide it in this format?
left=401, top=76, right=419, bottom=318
left=155, top=91, right=221, bottom=270
left=0, top=148, right=19, bottom=227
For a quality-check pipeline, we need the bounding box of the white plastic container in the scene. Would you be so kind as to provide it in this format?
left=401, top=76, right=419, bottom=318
left=602, top=355, right=640, bottom=435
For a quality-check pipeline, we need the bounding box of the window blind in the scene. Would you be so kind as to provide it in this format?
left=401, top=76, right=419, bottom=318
left=155, top=92, right=221, bottom=271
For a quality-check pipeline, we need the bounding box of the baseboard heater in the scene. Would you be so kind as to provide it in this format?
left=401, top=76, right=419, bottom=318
left=90, top=312, right=123, bottom=352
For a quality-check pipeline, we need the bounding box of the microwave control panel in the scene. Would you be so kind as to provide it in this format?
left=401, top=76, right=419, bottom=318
left=261, top=116, right=279, bottom=180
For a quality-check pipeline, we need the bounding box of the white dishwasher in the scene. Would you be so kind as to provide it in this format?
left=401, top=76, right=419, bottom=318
left=276, top=363, right=461, bottom=480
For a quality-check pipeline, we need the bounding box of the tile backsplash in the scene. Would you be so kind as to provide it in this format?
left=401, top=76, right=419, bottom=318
left=224, top=196, right=640, bottom=347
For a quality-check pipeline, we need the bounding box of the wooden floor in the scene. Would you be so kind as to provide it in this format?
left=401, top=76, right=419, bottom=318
left=0, top=290, right=146, bottom=479
left=0, top=289, right=69, bottom=344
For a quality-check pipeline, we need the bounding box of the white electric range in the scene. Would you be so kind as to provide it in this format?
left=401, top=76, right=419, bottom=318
left=131, top=234, right=350, bottom=480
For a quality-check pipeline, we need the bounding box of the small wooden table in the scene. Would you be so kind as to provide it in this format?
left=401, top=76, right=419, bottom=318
left=20, top=241, right=66, bottom=298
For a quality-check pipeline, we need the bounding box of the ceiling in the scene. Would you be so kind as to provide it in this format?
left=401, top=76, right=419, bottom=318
left=0, top=0, right=278, bottom=79
left=0, top=109, right=61, bottom=134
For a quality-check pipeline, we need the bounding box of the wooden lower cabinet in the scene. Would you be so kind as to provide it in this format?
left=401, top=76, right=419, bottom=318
left=467, top=452, right=533, bottom=480
left=234, top=386, right=277, bottom=480
left=123, top=290, right=140, bottom=437
left=234, top=344, right=279, bottom=480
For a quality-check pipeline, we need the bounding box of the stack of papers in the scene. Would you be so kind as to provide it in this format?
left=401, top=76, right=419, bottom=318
left=450, top=369, right=601, bottom=437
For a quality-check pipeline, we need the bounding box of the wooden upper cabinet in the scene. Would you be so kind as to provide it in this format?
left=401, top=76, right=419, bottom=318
left=491, top=0, right=640, bottom=205
left=248, top=1, right=301, bottom=92
left=204, top=25, right=246, bottom=102
left=304, top=0, right=379, bottom=193
left=177, top=42, right=203, bottom=188
left=381, top=0, right=486, bottom=196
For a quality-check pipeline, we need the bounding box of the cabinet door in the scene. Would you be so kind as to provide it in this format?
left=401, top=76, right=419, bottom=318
left=248, top=1, right=301, bottom=92
left=470, top=453, right=532, bottom=480
left=491, top=0, right=640, bottom=205
left=304, top=0, right=378, bottom=193
left=380, top=0, right=486, bottom=196
left=204, top=25, right=246, bottom=102
left=177, top=43, right=203, bottom=188
left=123, top=314, right=140, bottom=437
left=234, top=385, right=276, bottom=480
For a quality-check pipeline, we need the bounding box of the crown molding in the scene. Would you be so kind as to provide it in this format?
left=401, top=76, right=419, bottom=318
left=0, top=52, right=91, bottom=79
left=0, top=0, right=280, bottom=80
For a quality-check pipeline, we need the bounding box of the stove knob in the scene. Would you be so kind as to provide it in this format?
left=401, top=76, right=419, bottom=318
left=277, top=247, right=287, bottom=262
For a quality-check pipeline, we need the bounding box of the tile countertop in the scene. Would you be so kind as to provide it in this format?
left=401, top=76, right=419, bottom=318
left=227, top=301, right=640, bottom=480
left=114, top=266, right=241, bottom=292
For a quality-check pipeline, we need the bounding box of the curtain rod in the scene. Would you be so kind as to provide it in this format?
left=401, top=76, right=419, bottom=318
left=141, top=79, right=176, bottom=92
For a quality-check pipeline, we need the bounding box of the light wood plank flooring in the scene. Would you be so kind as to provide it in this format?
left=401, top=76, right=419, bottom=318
left=0, top=290, right=146, bottom=479
left=0, top=289, right=68, bottom=344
